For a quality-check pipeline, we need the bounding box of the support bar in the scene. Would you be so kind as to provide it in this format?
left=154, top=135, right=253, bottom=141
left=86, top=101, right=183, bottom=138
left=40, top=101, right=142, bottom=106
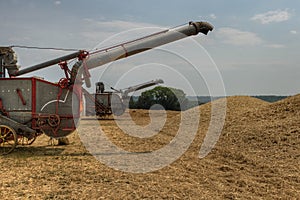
left=12, top=51, right=83, bottom=76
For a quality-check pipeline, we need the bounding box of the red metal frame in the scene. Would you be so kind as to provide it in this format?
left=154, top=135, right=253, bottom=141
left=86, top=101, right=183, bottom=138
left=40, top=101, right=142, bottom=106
left=16, top=88, right=26, bottom=105
left=31, top=78, right=37, bottom=128
left=0, top=77, right=79, bottom=136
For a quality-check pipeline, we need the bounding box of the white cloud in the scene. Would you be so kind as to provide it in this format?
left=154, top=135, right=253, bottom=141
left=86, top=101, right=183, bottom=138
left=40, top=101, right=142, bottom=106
left=80, top=19, right=164, bottom=49
left=209, top=14, right=217, bottom=20
left=82, top=18, right=162, bottom=32
left=251, top=9, right=291, bottom=24
left=265, top=44, right=286, bottom=49
left=216, top=27, right=287, bottom=48
left=290, top=30, right=297, bottom=34
left=54, top=1, right=61, bottom=6
left=216, top=27, right=263, bottom=46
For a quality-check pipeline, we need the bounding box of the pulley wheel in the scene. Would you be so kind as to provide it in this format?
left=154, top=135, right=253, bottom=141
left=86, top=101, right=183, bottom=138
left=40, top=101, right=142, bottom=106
left=48, top=114, right=61, bottom=127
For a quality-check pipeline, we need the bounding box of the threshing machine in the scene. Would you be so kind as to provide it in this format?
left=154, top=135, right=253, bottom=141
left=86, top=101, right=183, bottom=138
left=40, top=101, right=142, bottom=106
left=89, top=79, right=164, bottom=117
left=0, top=21, right=213, bottom=154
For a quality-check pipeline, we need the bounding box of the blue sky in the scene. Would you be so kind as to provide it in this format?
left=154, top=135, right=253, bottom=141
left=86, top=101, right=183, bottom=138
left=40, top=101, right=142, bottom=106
left=1, top=0, right=299, bottom=95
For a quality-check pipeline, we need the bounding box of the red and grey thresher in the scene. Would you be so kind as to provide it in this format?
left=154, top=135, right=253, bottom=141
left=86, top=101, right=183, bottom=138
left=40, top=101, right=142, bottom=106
left=0, top=21, right=213, bottom=154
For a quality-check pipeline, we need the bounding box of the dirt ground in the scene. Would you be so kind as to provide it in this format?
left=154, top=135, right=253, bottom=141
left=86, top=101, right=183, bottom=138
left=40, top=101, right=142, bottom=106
left=0, top=95, right=299, bottom=199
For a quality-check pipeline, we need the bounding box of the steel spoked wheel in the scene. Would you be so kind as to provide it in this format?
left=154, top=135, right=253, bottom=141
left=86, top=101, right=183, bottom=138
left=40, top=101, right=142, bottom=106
left=0, top=125, right=17, bottom=155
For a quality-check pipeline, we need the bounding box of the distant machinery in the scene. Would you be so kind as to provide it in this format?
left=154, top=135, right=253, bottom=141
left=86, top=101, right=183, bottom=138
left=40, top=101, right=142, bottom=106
left=87, top=79, right=164, bottom=117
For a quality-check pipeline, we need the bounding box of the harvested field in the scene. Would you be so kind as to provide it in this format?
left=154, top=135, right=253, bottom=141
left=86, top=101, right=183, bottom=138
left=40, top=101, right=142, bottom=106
left=0, top=95, right=299, bottom=199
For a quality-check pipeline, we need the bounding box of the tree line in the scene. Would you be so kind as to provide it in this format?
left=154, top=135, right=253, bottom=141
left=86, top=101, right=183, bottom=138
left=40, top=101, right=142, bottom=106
left=129, top=86, right=189, bottom=111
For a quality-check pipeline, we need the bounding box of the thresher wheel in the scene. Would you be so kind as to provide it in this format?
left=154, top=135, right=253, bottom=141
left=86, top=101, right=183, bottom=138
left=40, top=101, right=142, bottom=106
left=0, top=125, right=17, bottom=155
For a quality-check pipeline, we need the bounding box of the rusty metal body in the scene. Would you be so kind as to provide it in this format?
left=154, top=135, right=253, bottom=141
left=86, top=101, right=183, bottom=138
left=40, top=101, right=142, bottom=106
left=0, top=21, right=213, bottom=154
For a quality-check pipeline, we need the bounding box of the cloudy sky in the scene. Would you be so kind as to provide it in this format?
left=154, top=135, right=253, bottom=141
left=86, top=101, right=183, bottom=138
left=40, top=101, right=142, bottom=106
left=1, top=0, right=299, bottom=96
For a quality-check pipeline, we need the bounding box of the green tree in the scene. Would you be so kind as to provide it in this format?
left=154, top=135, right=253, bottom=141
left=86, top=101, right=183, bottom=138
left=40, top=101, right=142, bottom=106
left=136, top=86, right=188, bottom=111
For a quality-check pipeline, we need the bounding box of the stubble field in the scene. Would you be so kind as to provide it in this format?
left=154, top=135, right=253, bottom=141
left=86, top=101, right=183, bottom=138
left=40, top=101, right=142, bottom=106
left=0, top=95, right=299, bottom=199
